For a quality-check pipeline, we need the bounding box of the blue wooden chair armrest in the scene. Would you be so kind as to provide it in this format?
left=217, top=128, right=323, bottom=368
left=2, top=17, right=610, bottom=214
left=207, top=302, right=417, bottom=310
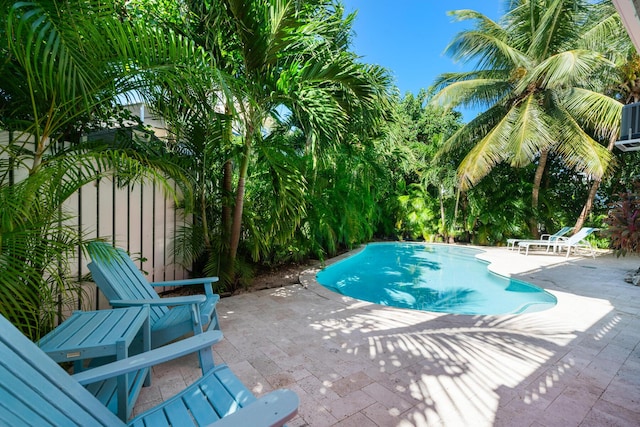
left=150, top=277, right=219, bottom=297
left=150, top=277, right=218, bottom=286
left=73, top=331, right=222, bottom=385
left=210, top=389, right=299, bottom=427
left=110, top=295, right=206, bottom=307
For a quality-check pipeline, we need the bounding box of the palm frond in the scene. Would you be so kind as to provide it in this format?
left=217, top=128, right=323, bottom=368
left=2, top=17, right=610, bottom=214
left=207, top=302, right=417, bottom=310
left=456, top=109, right=517, bottom=190
left=437, top=104, right=507, bottom=158
left=577, top=3, right=630, bottom=60
left=507, top=95, right=555, bottom=166
left=562, top=87, right=623, bottom=141
left=526, top=0, right=585, bottom=59
left=518, top=49, right=612, bottom=92
left=551, top=107, right=613, bottom=179
left=446, top=28, right=531, bottom=71
left=431, top=77, right=511, bottom=110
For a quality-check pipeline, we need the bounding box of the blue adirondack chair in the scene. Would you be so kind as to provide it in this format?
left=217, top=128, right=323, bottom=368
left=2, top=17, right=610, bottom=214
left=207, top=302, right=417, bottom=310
left=0, top=314, right=299, bottom=426
left=87, top=242, right=220, bottom=368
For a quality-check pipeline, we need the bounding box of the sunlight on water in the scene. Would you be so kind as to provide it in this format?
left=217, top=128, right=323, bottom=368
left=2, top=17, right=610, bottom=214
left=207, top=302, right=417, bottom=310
left=316, top=243, right=557, bottom=315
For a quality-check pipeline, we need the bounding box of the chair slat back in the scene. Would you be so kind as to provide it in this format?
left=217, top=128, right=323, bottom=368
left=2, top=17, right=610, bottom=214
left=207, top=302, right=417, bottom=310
left=565, top=227, right=596, bottom=245
left=549, top=226, right=572, bottom=241
left=88, top=242, right=168, bottom=324
left=0, top=315, right=123, bottom=426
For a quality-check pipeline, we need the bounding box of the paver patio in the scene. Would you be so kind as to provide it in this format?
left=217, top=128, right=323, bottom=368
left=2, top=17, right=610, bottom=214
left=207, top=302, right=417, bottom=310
left=133, top=246, right=640, bottom=426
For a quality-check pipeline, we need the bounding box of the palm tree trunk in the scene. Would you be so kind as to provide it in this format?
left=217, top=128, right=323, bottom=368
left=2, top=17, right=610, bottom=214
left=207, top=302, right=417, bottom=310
left=530, top=149, right=549, bottom=238
left=221, top=105, right=234, bottom=242
left=227, top=124, right=253, bottom=281
left=575, top=180, right=599, bottom=232
left=575, top=134, right=617, bottom=231
left=222, top=160, right=233, bottom=240
left=439, top=185, right=447, bottom=241
left=200, top=191, right=211, bottom=248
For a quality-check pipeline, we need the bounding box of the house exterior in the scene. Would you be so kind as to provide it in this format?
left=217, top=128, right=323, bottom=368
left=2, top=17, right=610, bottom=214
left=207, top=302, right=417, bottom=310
left=613, top=0, right=640, bottom=52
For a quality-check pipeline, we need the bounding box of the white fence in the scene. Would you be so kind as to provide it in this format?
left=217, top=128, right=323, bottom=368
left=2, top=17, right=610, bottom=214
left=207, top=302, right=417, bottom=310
left=70, top=178, right=189, bottom=311
left=1, top=120, right=190, bottom=313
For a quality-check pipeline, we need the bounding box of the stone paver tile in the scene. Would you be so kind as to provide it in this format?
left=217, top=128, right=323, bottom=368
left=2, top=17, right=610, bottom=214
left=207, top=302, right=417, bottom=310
left=502, top=390, right=554, bottom=416
left=578, top=360, right=619, bottom=389
left=266, top=366, right=312, bottom=389
left=226, top=359, right=273, bottom=395
left=135, top=384, right=162, bottom=405
left=333, top=411, right=378, bottom=427
left=581, top=402, right=640, bottom=427
left=558, top=349, right=596, bottom=374
left=494, top=405, right=540, bottom=427
left=596, top=343, right=633, bottom=364
left=563, top=377, right=605, bottom=406
left=293, top=394, right=338, bottom=426
left=331, top=371, right=375, bottom=397
left=326, top=390, right=376, bottom=420
left=362, top=402, right=418, bottom=427
left=209, top=338, right=240, bottom=362
left=333, top=359, right=370, bottom=377
left=543, top=393, right=593, bottom=426
left=248, top=352, right=282, bottom=377
left=261, top=340, right=294, bottom=360
left=298, top=374, right=341, bottom=403
left=362, top=382, right=412, bottom=412
left=600, top=378, right=640, bottom=413
left=131, top=398, right=163, bottom=418
left=285, top=416, right=308, bottom=427
left=617, top=358, right=640, bottom=380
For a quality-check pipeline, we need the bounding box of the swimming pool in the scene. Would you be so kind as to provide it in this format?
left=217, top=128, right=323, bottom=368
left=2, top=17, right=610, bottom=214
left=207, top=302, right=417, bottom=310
left=316, top=243, right=557, bottom=315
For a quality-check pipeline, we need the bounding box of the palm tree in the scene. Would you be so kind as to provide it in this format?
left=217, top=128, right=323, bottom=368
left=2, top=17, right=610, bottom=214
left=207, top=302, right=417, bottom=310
left=161, top=0, right=390, bottom=286
left=0, top=0, right=207, bottom=338
left=223, top=0, right=390, bottom=281
left=432, top=0, right=621, bottom=237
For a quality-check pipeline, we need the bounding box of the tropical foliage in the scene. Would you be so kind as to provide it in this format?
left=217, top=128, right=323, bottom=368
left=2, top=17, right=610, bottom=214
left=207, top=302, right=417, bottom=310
left=138, top=0, right=393, bottom=290
left=605, top=182, right=640, bottom=256
left=0, top=0, right=207, bottom=338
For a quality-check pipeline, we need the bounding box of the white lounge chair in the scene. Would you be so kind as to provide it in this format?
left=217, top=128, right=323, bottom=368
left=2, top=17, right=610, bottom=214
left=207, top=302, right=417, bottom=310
left=518, top=227, right=598, bottom=258
left=506, top=226, right=572, bottom=250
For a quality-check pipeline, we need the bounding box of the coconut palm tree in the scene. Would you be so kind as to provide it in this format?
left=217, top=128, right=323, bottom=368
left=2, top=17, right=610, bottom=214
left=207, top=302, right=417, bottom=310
left=432, top=0, right=621, bottom=237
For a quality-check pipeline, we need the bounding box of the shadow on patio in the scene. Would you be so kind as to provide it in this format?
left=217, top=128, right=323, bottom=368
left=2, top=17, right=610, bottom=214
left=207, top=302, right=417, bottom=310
left=135, top=248, right=640, bottom=426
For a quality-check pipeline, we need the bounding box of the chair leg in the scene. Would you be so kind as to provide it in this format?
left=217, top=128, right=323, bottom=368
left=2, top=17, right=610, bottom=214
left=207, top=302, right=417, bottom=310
left=192, top=322, right=215, bottom=373
left=206, top=310, right=221, bottom=332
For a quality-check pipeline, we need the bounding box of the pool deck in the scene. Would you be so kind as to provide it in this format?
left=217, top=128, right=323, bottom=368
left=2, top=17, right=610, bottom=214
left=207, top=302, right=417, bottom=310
left=133, top=245, right=640, bottom=426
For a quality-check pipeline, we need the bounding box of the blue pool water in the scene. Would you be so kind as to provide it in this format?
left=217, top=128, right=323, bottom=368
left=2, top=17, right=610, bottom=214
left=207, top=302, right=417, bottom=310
left=316, top=243, right=557, bottom=315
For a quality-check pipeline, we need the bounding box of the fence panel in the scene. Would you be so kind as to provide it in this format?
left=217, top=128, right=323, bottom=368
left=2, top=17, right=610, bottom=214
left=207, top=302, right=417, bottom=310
left=0, top=129, right=191, bottom=314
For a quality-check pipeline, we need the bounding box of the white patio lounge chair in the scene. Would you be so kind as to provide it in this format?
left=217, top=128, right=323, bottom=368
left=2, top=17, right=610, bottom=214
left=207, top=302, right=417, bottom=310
left=506, top=226, right=573, bottom=250
left=518, top=227, right=598, bottom=258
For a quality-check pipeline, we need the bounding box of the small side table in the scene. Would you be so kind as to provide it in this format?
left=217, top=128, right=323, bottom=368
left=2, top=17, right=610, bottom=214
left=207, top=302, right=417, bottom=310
left=39, top=306, right=150, bottom=421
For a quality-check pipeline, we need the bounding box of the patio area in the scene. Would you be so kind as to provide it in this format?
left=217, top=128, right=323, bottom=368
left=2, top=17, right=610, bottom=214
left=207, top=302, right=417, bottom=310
left=132, top=246, right=640, bottom=426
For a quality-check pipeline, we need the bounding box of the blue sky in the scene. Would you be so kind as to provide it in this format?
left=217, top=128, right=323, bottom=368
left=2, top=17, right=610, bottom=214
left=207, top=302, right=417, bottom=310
left=342, top=1, right=504, bottom=120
